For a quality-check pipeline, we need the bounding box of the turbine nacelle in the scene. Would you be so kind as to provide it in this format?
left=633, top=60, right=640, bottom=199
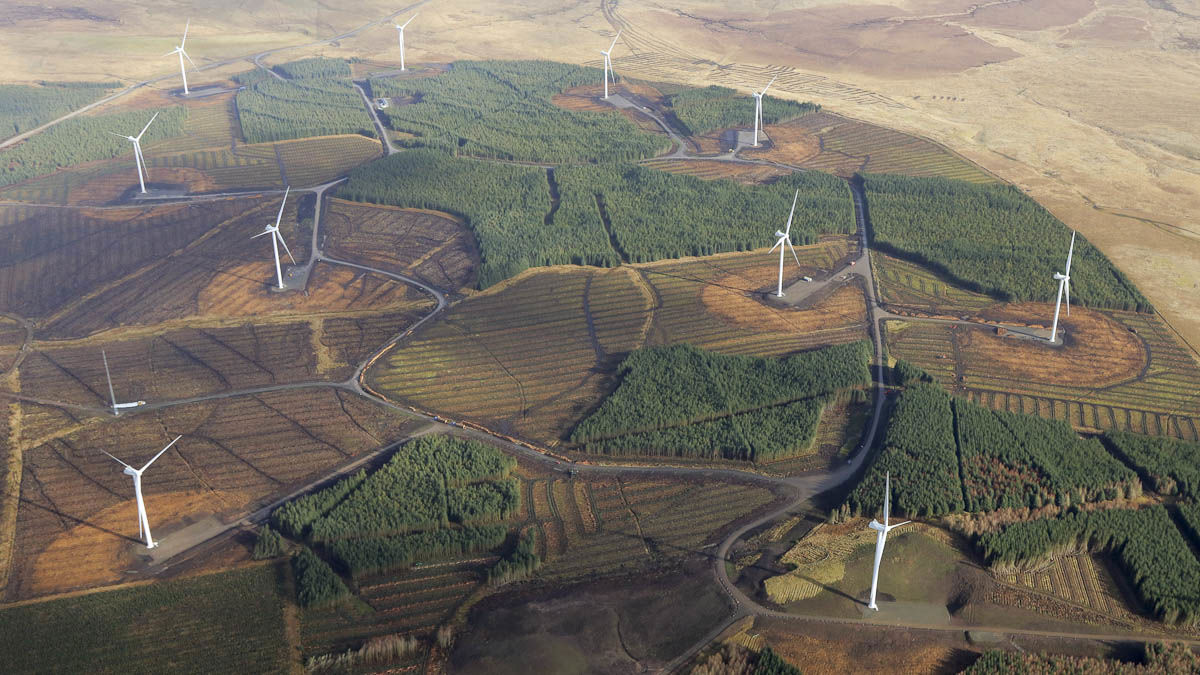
left=1053, top=272, right=1068, bottom=281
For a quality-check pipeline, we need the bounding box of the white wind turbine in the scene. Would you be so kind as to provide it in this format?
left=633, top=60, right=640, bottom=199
left=252, top=187, right=295, bottom=290
left=867, top=471, right=911, bottom=611
left=600, top=30, right=622, bottom=99
left=394, top=14, right=418, bottom=71
left=109, top=112, right=159, bottom=194
left=768, top=189, right=803, bottom=297
left=102, top=350, right=146, bottom=416
left=1050, top=230, right=1076, bottom=344
left=166, top=19, right=196, bottom=96
left=752, top=74, right=778, bottom=147
left=102, top=436, right=181, bottom=549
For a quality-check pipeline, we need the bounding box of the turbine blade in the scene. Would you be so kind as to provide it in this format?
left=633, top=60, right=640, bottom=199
left=761, top=73, right=778, bottom=96
left=401, top=13, right=417, bottom=29
left=276, top=231, right=296, bottom=265
left=784, top=189, right=799, bottom=236
left=274, top=186, right=289, bottom=227
left=608, top=29, right=622, bottom=52
left=1065, top=278, right=1071, bottom=316
left=182, top=49, right=197, bottom=69
left=787, top=239, right=802, bottom=269
left=100, top=449, right=134, bottom=471
left=136, top=112, right=159, bottom=140
left=251, top=230, right=272, bottom=239
left=769, top=238, right=783, bottom=253
left=102, top=350, right=118, bottom=410
left=141, top=435, right=182, bottom=471
left=135, top=143, right=149, bottom=181
left=1065, top=230, right=1076, bottom=274
left=164, top=49, right=178, bottom=57
left=181, top=18, right=190, bottom=47
left=884, top=471, right=890, bottom=528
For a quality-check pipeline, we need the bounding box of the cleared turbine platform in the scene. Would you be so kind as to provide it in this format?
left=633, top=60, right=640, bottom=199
left=270, top=263, right=311, bottom=292
left=735, top=129, right=759, bottom=152
left=602, top=93, right=637, bottom=109
left=856, top=599, right=952, bottom=625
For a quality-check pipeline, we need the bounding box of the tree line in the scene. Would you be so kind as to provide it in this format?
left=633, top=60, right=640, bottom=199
left=963, top=643, right=1200, bottom=674
left=236, top=59, right=375, bottom=144
left=862, top=173, right=1151, bottom=312
left=0, top=105, right=187, bottom=187
left=977, top=507, right=1200, bottom=625
left=488, top=529, right=541, bottom=586
left=846, top=382, right=1138, bottom=518
left=571, top=341, right=871, bottom=444
left=329, top=525, right=508, bottom=579
left=581, top=397, right=824, bottom=462
left=665, top=85, right=819, bottom=137
left=0, top=81, right=119, bottom=138
left=369, top=60, right=669, bottom=164
left=1104, top=430, right=1200, bottom=498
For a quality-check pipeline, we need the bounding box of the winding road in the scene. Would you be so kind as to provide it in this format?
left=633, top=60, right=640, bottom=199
left=0, top=34, right=1168, bottom=671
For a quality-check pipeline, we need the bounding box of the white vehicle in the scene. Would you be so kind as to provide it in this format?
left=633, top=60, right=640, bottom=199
left=802, top=276, right=813, bottom=282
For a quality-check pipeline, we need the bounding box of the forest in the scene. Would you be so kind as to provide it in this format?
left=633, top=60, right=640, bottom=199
left=338, top=150, right=854, bottom=287
left=266, top=435, right=520, bottom=580
left=571, top=341, right=870, bottom=444
left=0, top=105, right=187, bottom=187
left=554, top=164, right=853, bottom=262
left=862, top=174, right=1150, bottom=311
left=964, top=643, right=1200, bottom=674
left=369, top=60, right=669, bottom=163
left=487, top=529, right=541, bottom=586
left=664, top=85, right=818, bottom=137
left=1104, top=431, right=1200, bottom=498
left=977, top=507, right=1200, bottom=625
left=0, top=81, right=118, bottom=137
left=580, top=397, right=824, bottom=462
left=236, top=58, right=375, bottom=143
left=846, top=383, right=1135, bottom=517
left=845, top=382, right=964, bottom=518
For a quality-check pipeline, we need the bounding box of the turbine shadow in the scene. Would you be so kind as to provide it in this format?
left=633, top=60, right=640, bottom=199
left=18, top=498, right=142, bottom=544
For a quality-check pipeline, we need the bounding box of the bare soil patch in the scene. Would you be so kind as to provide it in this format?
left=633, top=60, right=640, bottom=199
left=964, top=304, right=1147, bottom=389
left=702, top=272, right=867, bottom=337
left=743, top=120, right=823, bottom=165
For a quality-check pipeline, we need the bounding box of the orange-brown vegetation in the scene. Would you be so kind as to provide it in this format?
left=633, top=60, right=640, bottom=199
left=754, top=625, right=962, bottom=675
left=29, top=490, right=243, bottom=595
left=961, top=304, right=1147, bottom=389
left=703, top=277, right=867, bottom=337
left=640, top=158, right=790, bottom=184
left=745, top=122, right=822, bottom=165
left=8, top=388, right=415, bottom=601
left=322, top=199, right=478, bottom=293
left=197, top=262, right=426, bottom=318
left=68, top=167, right=218, bottom=205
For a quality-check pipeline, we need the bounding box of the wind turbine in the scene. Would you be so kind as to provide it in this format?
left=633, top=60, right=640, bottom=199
left=752, top=74, right=778, bottom=147
left=252, top=187, right=295, bottom=290
left=768, top=190, right=803, bottom=297
left=394, top=14, right=417, bottom=71
left=102, top=436, right=181, bottom=549
left=600, top=30, right=622, bottom=99
left=166, top=19, right=196, bottom=96
left=1049, top=230, right=1076, bottom=344
left=109, top=112, right=158, bottom=194
left=102, top=350, right=146, bottom=416
left=867, top=471, right=911, bottom=611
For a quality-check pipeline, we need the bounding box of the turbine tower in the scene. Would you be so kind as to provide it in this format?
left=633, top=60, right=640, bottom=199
left=395, top=14, right=417, bottom=71
left=768, top=190, right=803, bottom=297
left=102, top=350, right=146, bottom=416
left=252, top=187, right=295, bottom=290
left=867, top=471, right=910, bottom=611
left=166, top=20, right=196, bottom=96
left=752, top=74, right=778, bottom=147
left=109, top=112, right=159, bottom=194
left=600, top=30, right=622, bottom=99
left=1049, top=230, right=1076, bottom=344
left=102, top=436, right=181, bottom=549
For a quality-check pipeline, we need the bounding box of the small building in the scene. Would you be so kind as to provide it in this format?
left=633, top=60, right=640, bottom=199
left=375, top=98, right=390, bottom=110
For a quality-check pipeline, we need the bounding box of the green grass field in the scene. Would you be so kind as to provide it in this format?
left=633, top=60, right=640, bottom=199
left=0, top=565, right=290, bottom=673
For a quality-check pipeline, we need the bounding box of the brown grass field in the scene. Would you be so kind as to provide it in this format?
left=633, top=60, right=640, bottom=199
left=748, top=621, right=969, bottom=674
left=322, top=199, right=479, bottom=293
left=7, top=388, right=417, bottom=600
left=197, top=263, right=425, bottom=317
left=745, top=112, right=996, bottom=183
